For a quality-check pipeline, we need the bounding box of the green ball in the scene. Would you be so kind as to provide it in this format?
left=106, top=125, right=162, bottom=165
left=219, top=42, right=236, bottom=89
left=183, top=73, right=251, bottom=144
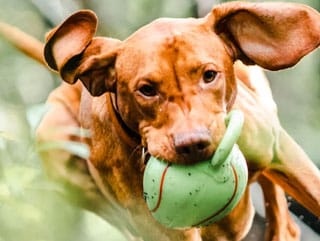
left=143, top=145, right=248, bottom=228
left=143, top=110, right=248, bottom=228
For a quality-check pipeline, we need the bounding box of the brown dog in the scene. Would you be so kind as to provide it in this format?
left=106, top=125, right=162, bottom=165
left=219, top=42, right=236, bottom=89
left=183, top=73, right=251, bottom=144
left=2, top=1, right=319, bottom=241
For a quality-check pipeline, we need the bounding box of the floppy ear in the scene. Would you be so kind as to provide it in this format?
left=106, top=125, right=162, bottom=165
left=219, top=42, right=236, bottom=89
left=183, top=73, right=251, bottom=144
left=206, top=1, right=320, bottom=70
left=44, top=10, right=122, bottom=96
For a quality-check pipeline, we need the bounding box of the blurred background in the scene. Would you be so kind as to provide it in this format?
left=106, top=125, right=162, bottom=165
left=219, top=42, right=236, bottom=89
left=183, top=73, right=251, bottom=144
left=0, top=0, right=319, bottom=240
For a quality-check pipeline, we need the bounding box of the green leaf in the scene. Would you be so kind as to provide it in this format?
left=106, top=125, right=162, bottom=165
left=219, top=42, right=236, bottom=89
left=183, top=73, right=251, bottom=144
left=26, top=103, right=50, bottom=133
left=37, top=140, right=90, bottom=160
left=0, top=131, right=16, bottom=141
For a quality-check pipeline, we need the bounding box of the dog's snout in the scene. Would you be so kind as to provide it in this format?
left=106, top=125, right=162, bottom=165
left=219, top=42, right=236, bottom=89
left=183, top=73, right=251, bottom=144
left=174, top=129, right=212, bottom=158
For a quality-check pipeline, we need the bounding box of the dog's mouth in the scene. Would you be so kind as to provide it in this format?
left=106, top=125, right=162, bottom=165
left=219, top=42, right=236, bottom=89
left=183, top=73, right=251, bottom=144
left=141, top=146, right=215, bottom=166
left=142, top=110, right=245, bottom=167
left=175, top=146, right=215, bottom=165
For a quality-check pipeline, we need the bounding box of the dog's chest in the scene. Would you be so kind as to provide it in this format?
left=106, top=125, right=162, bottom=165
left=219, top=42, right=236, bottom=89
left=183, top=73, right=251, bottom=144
left=81, top=96, right=145, bottom=205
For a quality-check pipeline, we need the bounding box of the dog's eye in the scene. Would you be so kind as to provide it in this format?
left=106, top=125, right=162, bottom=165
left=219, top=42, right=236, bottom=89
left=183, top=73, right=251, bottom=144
left=203, top=70, right=217, bottom=83
left=138, top=84, right=158, bottom=97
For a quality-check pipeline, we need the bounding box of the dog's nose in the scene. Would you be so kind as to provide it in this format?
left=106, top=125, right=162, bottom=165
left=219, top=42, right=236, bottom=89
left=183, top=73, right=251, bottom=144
left=174, top=130, right=212, bottom=157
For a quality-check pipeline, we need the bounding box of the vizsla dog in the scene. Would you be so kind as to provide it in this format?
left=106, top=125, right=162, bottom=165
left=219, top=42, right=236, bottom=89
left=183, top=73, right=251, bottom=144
left=2, top=1, right=320, bottom=241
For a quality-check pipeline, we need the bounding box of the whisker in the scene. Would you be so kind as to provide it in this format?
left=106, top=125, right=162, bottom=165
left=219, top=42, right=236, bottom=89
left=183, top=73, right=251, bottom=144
left=141, top=147, right=151, bottom=164
left=128, top=144, right=141, bottom=161
left=127, top=144, right=150, bottom=172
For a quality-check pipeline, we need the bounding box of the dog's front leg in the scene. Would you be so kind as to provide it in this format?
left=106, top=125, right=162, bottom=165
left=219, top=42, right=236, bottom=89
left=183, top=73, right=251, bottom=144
left=258, top=175, right=300, bottom=241
left=200, top=187, right=255, bottom=241
left=262, top=128, right=320, bottom=218
left=122, top=201, right=201, bottom=241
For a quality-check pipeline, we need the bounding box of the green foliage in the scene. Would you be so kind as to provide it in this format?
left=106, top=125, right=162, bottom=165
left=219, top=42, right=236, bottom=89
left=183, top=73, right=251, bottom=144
left=0, top=104, right=127, bottom=241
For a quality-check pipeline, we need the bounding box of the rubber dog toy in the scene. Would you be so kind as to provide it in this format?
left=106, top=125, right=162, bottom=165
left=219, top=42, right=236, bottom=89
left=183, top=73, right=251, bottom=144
left=143, top=110, right=248, bottom=228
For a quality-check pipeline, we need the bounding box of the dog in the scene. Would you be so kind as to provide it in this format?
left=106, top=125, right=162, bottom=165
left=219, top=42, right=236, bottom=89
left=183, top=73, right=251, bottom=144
left=1, top=1, right=319, bottom=240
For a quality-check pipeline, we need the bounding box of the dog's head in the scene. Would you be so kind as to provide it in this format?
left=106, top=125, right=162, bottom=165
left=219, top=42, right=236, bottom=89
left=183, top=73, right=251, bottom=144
left=44, top=2, right=320, bottom=164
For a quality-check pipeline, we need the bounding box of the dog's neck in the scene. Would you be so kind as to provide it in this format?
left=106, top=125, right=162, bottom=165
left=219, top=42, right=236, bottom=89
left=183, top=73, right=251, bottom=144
left=107, top=93, right=141, bottom=148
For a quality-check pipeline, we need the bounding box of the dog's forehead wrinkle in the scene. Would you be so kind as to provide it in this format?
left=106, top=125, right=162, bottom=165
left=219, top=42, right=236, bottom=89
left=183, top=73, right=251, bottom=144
left=166, top=95, right=193, bottom=119
left=124, top=17, right=205, bottom=51
left=119, top=21, right=228, bottom=88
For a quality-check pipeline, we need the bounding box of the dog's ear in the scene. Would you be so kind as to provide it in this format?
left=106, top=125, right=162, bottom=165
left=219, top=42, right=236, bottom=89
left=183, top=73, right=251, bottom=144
left=44, top=10, right=122, bottom=96
left=206, top=2, right=320, bottom=70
